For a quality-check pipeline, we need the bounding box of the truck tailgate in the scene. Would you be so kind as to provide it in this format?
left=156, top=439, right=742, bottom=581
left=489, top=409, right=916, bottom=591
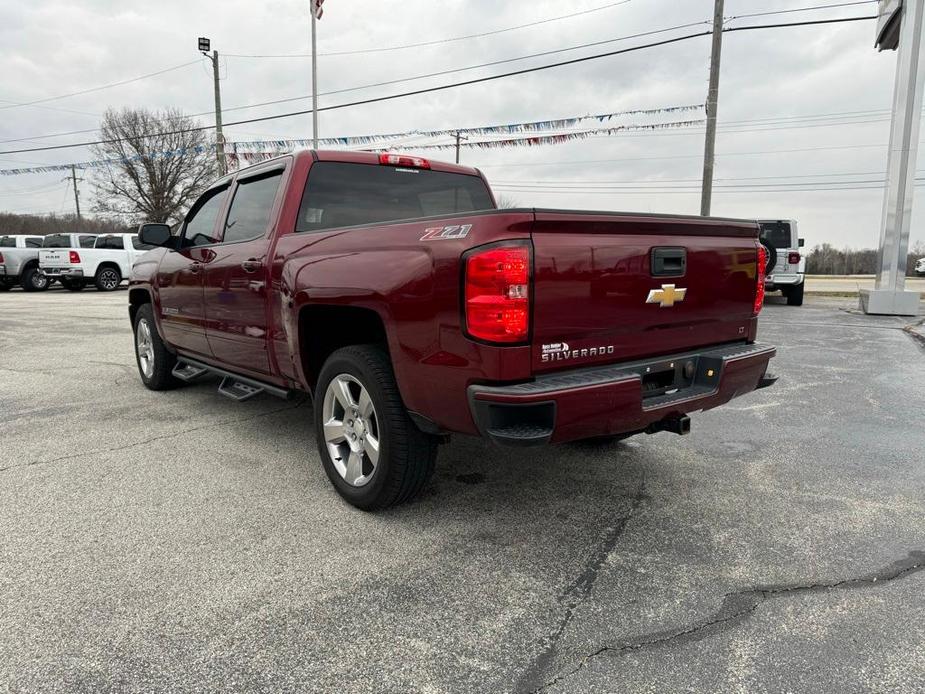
left=39, top=249, right=70, bottom=268
left=530, top=211, right=760, bottom=373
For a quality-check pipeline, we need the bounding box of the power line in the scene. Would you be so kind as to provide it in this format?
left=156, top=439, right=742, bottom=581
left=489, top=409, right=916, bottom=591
left=0, top=14, right=878, bottom=157
left=726, top=0, right=877, bottom=23
left=226, top=0, right=636, bottom=58
left=0, top=60, right=203, bottom=112
left=0, top=18, right=716, bottom=145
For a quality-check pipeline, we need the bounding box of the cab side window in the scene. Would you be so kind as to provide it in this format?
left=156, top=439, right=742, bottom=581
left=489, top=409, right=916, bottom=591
left=79, top=235, right=97, bottom=248
left=183, top=186, right=229, bottom=247
left=222, top=171, right=283, bottom=244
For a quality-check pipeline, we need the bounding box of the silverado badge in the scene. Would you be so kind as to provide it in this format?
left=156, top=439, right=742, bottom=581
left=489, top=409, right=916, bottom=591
left=646, top=284, right=687, bottom=308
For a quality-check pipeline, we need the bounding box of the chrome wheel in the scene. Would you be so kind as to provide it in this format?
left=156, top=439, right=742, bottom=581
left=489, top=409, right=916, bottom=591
left=322, top=373, right=380, bottom=487
left=31, top=272, right=48, bottom=290
left=136, top=318, right=155, bottom=379
left=99, top=269, right=120, bottom=290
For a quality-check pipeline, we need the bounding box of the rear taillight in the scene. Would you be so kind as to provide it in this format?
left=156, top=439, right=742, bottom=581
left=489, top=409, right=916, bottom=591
left=379, top=153, right=431, bottom=169
left=69, top=251, right=80, bottom=264
left=464, top=244, right=530, bottom=343
left=788, top=251, right=801, bottom=265
left=754, top=245, right=767, bottom=316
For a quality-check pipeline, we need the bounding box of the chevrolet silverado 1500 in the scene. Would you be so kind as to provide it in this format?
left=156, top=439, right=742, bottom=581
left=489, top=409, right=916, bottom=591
left=130, top=150, right=776, bottom=510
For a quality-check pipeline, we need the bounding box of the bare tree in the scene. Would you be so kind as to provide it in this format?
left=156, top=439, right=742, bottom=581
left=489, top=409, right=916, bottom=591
left=91, top=108, right=218, bottom=224
left=496, top=194, right=520, bottom=209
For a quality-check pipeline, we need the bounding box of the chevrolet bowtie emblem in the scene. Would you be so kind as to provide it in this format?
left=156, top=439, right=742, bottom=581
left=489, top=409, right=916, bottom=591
left=646, top=284, right=687, bottom=308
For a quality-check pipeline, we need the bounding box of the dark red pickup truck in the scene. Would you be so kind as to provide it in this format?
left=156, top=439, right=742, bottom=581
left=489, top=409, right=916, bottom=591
left=130, top=149, right=776, bottom=509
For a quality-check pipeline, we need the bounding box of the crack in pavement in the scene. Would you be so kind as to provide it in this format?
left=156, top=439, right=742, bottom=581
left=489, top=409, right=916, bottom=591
left=903, top=318, right=925, bottom=351
left=533, top=550, right=925, bottom=693
left=0, top=403, right=304, bottom=474
left=514, top=474, right=647, bottom=694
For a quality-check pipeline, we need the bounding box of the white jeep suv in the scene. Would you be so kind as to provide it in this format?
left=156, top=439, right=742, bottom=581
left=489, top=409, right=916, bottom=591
left=759, top=219, right=805, bottom=306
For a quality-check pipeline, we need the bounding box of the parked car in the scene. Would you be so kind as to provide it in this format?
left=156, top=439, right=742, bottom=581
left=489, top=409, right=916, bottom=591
left=0, top=232, right=96, bottom=291
left=915, top=257, right=925, bottom=276
left=129, top=150, right=777, bottom=510
left=758, top=219, right=805, bottom=306
left=40, top=233, right=154, bottom=291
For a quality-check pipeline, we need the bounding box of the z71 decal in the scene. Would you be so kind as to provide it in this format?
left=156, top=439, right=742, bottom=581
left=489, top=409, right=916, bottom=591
left=420, top=224, right=472, bottom=241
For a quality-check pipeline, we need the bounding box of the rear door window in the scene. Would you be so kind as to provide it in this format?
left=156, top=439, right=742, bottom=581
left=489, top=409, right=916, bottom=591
left=95, top=235, right=125, bottom=250
left=0, top=236, right=14, bottom=247
left=79, top=235, right=97, bottom=248
left=25, top=237, right=42, bottom=248
left=43, top=234, right=70, bottom=248
left=222, top=171, right=283, bottom=244
left=296, top=162, right=495, bottom=233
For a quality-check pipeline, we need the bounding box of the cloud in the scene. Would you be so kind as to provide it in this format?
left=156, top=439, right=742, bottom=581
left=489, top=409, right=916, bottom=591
left=0, top=0, right=921, bottom=248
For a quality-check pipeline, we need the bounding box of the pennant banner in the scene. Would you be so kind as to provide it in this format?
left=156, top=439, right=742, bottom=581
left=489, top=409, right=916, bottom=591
left=0, top=106, right=704, bottom=177
left=0, top=146, right=210, bottom=177
left=225, top=118, right=706, bottom=167
left=227, top=104, right=705, bottom=151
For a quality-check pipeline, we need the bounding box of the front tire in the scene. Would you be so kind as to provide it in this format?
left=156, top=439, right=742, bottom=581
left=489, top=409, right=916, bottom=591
left=786, top=281, right=804, bottom=306
left=20, top=266, right=48, bottom=292
left=95, top=266, right=122, bottom=291
left=133, top=304, right=180, bottom=390
left=314, top=345, right=437, bottom=511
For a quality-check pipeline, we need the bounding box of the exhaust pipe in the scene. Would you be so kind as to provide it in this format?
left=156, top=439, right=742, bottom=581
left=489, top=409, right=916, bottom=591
left=647, top=415, right=691, bottom=436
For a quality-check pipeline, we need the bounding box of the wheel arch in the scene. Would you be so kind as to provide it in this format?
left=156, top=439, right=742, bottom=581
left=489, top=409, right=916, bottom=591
left=297, top=303, right=391, bottom=394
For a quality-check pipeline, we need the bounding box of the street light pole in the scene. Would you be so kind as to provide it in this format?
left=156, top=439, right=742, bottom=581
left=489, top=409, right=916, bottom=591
left=700, top=0, right=725, bottom=217
left=211, top=49, right=226, bottom=176
left=199, top=38, right=226, bottom=176
left=312, top=8, right=319, bottom=149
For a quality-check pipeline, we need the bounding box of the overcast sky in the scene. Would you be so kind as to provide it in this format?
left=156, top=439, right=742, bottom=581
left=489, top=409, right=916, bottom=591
left=1, top=0, right=922, bottom=249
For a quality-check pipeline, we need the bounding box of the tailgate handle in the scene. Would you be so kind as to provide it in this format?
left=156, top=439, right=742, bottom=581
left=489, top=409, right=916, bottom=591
left=651, top=247, right=686, bottom=277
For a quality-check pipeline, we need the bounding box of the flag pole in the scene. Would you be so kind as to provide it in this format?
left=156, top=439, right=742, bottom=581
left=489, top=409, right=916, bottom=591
left=311, top=3, right=319, bottom=149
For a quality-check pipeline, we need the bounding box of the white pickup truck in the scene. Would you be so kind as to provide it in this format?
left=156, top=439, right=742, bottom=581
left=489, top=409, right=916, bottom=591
left=39, top=233, right=155, bottom=291
left=1, top=233, right=97, bottom=291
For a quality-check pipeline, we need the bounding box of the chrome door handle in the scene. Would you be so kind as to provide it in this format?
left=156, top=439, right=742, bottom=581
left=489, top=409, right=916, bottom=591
left=241, top=258, right=262, bottom=273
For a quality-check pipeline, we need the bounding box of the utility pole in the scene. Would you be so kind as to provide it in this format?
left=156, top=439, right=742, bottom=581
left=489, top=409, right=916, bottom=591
left=199, top=39, right=226, bottom=176
left=68, top=165, right=81, bottom=229
left=861, top=0, right=924, bottom=315
left=700, top=0, right=724, bottom=217
left=453, top=131, right=469, bottom=163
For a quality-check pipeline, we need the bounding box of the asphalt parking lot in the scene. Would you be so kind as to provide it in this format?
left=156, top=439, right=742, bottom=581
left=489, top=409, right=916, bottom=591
left=2, top=289, right=924, bottom=693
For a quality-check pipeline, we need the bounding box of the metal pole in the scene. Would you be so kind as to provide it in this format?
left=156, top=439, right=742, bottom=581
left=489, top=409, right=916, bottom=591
left=212, top=50, right=226, bottom=176
left=455, top=131, right=461, bottom=164
left=700, top=0, right=724, bottom=217
left=70, top=165, right=81, bottom=228
left=862, top=0, right=924, bottom=315
left=312, top=9, right=319, bottom=149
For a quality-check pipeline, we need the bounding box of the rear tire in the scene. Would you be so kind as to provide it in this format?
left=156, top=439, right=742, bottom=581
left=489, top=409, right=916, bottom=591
left=20, top=266, right=48, bottom=292
left=786, top=281, right=804, bottom=306
left=95, top=266, right=121, bottom=291
left=314, top=345, right=437, bottom=511
left=133, top=303, right=180, bottom=390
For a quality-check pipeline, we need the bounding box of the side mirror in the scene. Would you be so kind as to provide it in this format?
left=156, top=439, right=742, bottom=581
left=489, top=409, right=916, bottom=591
left=137, top=223, right=174, bottom=248
left=798, top=238, right=805, bottom=247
